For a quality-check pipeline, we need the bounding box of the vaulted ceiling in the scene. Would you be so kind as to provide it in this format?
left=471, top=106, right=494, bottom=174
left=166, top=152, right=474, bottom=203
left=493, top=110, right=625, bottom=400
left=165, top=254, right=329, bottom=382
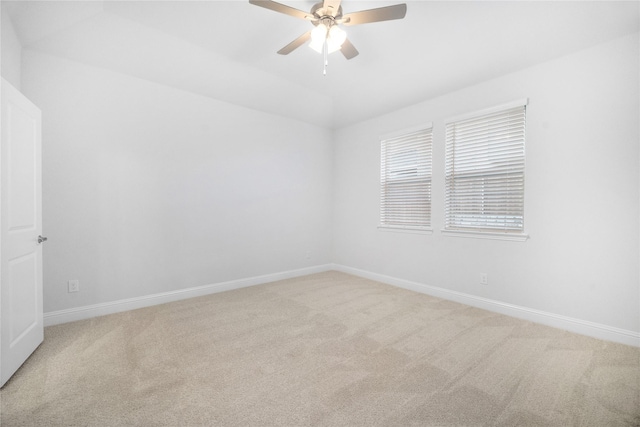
left=4, top=1, right=639, bottom=128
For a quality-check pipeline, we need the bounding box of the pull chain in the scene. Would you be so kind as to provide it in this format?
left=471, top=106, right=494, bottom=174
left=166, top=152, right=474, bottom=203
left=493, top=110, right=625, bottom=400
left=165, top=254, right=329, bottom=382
left=323, top=39, right=328, bottom=75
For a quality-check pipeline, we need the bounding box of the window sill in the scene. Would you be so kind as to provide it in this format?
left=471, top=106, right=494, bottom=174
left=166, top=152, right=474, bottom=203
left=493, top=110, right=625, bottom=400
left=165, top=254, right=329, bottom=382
left=441, top=229, right=529, bottom=242
left=378, top=225, right=433, bottom=235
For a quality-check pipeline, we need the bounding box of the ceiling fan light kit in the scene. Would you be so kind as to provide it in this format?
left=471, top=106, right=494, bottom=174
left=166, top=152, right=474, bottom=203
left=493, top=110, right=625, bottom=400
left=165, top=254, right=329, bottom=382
left=310, top=22, right=346, bottom=54
left=249, top=0, right=407, bottom=74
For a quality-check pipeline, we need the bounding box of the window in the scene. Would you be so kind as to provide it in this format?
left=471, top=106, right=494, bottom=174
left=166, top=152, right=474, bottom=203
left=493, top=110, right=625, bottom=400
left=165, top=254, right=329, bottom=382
left=380, top=124, right=432, bottom=232
left=444, top=100, right=527, bottom=240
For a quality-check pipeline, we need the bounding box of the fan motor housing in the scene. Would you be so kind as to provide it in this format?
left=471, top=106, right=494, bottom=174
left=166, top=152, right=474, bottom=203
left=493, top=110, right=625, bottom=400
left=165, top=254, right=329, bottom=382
left=311, top=2, right=343, bottom=20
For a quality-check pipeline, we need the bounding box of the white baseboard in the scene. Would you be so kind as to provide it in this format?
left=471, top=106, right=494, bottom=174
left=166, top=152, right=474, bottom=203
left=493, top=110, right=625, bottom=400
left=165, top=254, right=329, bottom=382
left=331, top=264, right=640, bottom=348
left=44, top=264, right=333, bottom=327
left=45, top=263, right=639, bottom=348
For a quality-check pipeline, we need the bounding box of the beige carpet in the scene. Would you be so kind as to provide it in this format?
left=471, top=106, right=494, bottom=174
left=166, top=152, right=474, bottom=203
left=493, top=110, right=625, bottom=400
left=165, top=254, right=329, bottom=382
left=1, top=271, right=639, bottom=426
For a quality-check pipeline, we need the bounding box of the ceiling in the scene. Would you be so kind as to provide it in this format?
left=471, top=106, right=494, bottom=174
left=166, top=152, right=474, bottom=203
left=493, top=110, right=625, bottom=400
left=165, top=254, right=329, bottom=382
left=4, top=0, right=639, bottom=129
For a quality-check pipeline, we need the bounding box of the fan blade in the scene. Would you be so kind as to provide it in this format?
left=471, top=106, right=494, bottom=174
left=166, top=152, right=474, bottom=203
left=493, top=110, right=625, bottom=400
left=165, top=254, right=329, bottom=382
left=249, top=0, right=314, bottom=20
left=322, top=0, right=342, bottom=17
left=342, top=4, right=407, bottom=26
left=341, top=38, right=359, bottom=60
left=277, top=30, right=312, bottom=55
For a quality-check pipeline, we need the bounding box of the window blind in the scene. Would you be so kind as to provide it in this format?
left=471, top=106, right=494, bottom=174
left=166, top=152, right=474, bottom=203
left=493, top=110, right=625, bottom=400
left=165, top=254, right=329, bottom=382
left=380, top=126, right=432, bottom=229
left=445, top=103, right=526, bottom=233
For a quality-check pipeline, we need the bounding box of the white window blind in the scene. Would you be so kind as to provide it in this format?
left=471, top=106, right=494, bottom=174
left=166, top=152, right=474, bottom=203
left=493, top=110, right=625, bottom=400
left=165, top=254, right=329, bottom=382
left=445, top=102, right=526, bottom=233
left=380, top=126, right=432, bottom=230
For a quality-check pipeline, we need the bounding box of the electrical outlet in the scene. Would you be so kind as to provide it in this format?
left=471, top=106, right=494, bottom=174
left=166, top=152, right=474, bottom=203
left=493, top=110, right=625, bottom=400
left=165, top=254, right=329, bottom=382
left=68, top=279, right=80, bottom=293
left=480, top=273, right=488, bottom=285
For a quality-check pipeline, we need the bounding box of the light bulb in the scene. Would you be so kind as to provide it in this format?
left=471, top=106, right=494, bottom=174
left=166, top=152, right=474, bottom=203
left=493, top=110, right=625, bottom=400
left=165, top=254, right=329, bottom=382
left=328, top=25, right=346, bottom=49
left=309, top=38, right=324, bottom=53
left=309, top=23, right=328, bottom=53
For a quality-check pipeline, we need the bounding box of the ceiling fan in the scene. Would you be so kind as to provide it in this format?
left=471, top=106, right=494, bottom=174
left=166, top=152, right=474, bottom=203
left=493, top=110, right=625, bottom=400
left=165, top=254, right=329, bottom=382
left=248, top=0, right=407, bottom=61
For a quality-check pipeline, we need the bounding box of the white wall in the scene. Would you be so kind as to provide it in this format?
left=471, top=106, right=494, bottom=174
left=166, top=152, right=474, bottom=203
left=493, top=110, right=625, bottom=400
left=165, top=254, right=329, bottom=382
left=332, top=33, right=640, bottom=333
left=22, top=50, right=333, bottom=313
left=14, top=29, right=639, bottom=338
left=1, top=6, right=22, bottom=89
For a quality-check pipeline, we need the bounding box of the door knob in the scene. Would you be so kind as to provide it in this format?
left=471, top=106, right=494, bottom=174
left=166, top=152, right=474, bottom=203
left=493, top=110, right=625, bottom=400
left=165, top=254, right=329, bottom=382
left=37, top=235, right=48, bottom=244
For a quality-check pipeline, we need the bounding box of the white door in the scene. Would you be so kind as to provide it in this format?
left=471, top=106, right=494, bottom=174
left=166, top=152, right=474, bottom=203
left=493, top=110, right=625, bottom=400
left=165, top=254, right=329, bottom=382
left=0, top=78, right=44, bottom=387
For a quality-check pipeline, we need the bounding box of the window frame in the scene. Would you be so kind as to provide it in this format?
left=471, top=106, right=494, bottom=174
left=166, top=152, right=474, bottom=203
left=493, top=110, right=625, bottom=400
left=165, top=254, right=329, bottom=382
left=442, top=99, right=529, bottom=242
left=378, top=123, right=433, bottom=234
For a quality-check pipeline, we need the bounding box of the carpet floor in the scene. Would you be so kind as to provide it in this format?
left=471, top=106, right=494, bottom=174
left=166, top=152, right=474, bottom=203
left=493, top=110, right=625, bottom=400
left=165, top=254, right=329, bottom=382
left=1, top=271, right=639, bottom=426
